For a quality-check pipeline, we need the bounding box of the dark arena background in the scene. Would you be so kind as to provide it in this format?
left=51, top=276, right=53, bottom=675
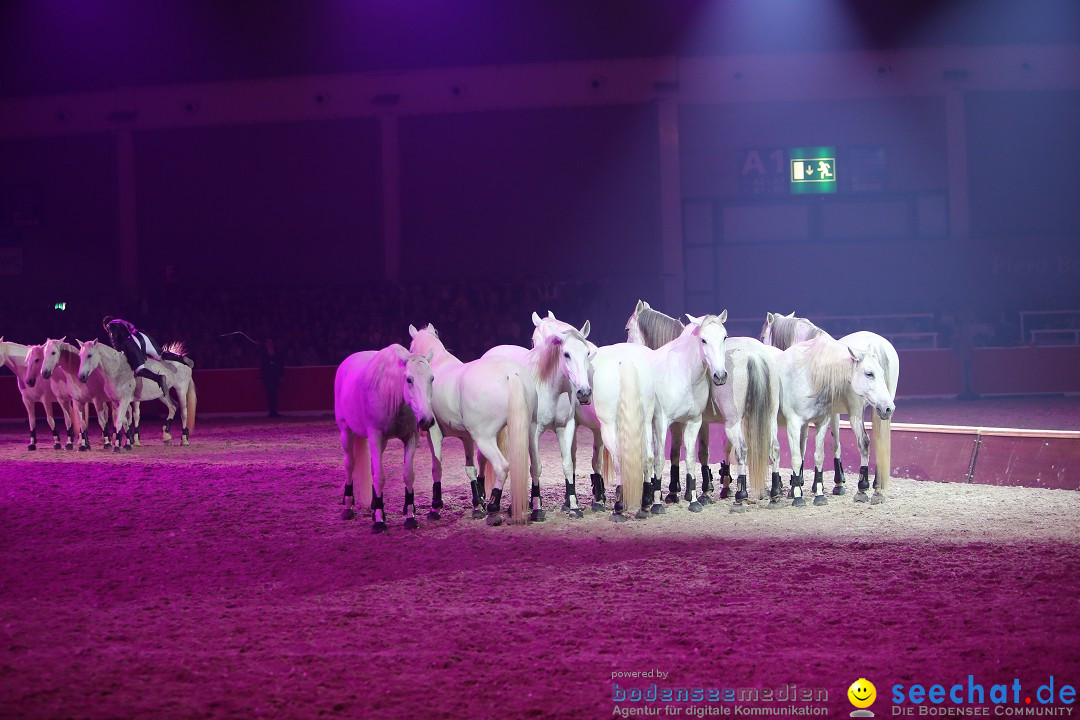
left=1, top=2, right=1078, bottom=719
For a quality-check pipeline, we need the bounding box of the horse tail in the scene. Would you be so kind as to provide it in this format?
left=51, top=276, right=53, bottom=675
left=506, top=372, right=530, bottom=525
left=602, top=447, right=614, bottom=487
left=355, top=435, right=372, bottom=510
left=163, top=340, right=188, bottom=357
left=872, top=348, right=896, bottom=492
left=741, top=354, right=771, bottom=500
left=185, top=377, right=197, bottom=434
left=616, top=361, right=645, bottom=514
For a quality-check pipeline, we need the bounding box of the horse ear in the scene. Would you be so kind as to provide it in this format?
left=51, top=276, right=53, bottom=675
left=642, top=300, right=651, bottom=310
left=766, top=312, right=775, bottom=325
left=424, top=350, right=433, bottom=363
left=685, top=313, right=702, bottom=326
left=547, top=310, right=555, bottom=319
left=580, top=320, right=590, bottom=338
left=408, top=324, right=418, bottom=338
left=532, top=311, right=543, bottom=328
left=787, top=311, right=796, bottom=318
left=847, top=346, right=864, bottom=364
left=635, top=299, right=644, bottom=313
left=718, top=309, right=728, bottom=323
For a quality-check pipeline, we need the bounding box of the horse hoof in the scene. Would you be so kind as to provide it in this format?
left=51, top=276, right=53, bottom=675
left=563, top=507, right=583, bottom=519
left=699, top=493, right=715, bottom=505
left=134, top=440, right=141, bottom=447
left=870, top=492, right=886, bottom=505
left=78, top=446, right=88, bottom=452
left=650, top=503, right=665, bottom=515
left=688, top=501, right=703, bottom=513
left=530, top=509, right=546, bottom=523
left=124, top=445, right=133, bottom=452
left=813, top=495, right=828, bottom=506
left=404, top=518, right=420, bottom=530
left=792, top=497, right=806, bottom=508
left=182, top=438, right=190, bottom=446
left=768, top=499, right=784, bottom=508
left=341, top=508, right=356, bottom=521
left=372, top=522, right=389, bottom=534
left=53, top=442, right=62, bottom=450
left=431, top=499, right=445, bottom=510
left=112, top=446, right=121, bottom=454
left=485, top=513, right=504, bottom=527
left=65, top=443, right=73, bottom=450
left=26, top=444, right=35, bottom=451
left=832, top=484, right=847, bottom=495
left=731, top=503, right=748, bottom=514
left=591, top=502, right=606, bottom=513
left=609, top=512, right=629, bottom=523
left=663, top=493, right=679, bottom=505
left=634, top=509, right=649, bottom=520
left=718, top=487, right=730, bottom=499
left=426, top=510, right=441, bottom=521
left=854, top=492, right=870, bottom=503
left=471, top=508, right=487, bottom=520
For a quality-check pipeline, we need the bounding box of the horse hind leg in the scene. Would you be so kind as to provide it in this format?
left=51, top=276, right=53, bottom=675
left=555, top=424, right=583, bottom=519
left=473, top=436, right=509, bottom=527
left=829, top=413, right=846, bottom=495
left=402, top=433, right=420, bottom=530
left=811, top=420, right=829, bottom=506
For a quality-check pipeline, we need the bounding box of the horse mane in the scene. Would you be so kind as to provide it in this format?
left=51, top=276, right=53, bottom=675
left=364, top=344, right=407, bottom=421
left=637, top=306, right=684, bottom=349
left=800, top=336, right=855, bottom=408
left=770, top=315, right=824, bottom=350
left=532, top=328, right=587, bottom=384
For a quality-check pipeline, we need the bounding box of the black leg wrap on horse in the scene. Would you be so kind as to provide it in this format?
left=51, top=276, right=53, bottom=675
left=734, top=474, right=748, bottom=502
left=832, top=457, right=846, bottom=494
left=640, top=478, right=654, bottom=510
left=770, top=472, right=783, bottom=502
left=812, top=469, right=824, bottom=494
left=431, top=481, right=443, bottom=509
left=669, top=465, right=681, bottom=494
left=833, top=456, right=844, bottom=478
left=720, top=461, right=731, bottom=482
left=590, top=473, right=605, bottom=503
left=701, top=464, right=714, bottom=494
left=857, top=466, right=870, bottom=492
left=343, top=484, right=354, bottom=498
left=486, top=486, right=503, bottom=514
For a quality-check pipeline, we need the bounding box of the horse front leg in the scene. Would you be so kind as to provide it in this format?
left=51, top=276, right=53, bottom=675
left=402, top=433, right=420, bottom=530
left=829, top=413, right=846, bottom=495
left=424, top=423, right=445, bottom=520
left=811, top=420, right=829, bottom=506
left=528, top=421, right=545, bottom=523
left=23, top=397, right=37, bottom=450
left=589, top=426, right=606, bottom=512
left=787, top=419, right=807, bottom=508
left=555, top=420, right=583, bottom=518
left=850, top=406, right=873, bottom=504
left=42, top=399, right=62, bottom=450
left=368, top=434, right=390, bottom=533
left=726, top=419, right=751, bottom=513
left=112, top=399, right=130, bottom=453
left=665, top=422, right=683, bottom=505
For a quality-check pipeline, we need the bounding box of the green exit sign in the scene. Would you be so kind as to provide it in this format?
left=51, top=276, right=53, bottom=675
left=789, top=146, right=837, bottom=194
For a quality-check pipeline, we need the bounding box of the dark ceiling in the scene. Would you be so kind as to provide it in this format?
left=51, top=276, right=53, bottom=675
left=1, top=0, right=1077, bottom=98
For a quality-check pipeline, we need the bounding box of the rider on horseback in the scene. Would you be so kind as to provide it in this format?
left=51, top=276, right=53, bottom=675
left=102, top=316, right=194, bottom=395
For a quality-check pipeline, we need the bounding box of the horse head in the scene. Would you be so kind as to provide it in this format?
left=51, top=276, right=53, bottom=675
left=401, top=350, right=436, bottom=431
left=76, top=339, right=101, bottom=383
left=687, top=311, right=729, bottom=386
left=847, top=346, right=895, bottom=420
left=552, top=330, right=594, bottom=405
left=407, top=323, right=444, bottom=360
left=531, top=310, right=593, bottom=352
left=625, top=301, right=646, bottom=345
left=39, top=337, right=69, bottom=382
left=23, top=344, right=44, bottom=387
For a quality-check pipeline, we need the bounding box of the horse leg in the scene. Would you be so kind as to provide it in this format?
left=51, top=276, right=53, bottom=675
left=424, top=423, right=445, bottom=520
left=769, top=426, right=784, bottom=507
left=369, top=434, right=390, bottom=533
left=177, top=382, right=190, bottom=446
left=727, top=420, right=751, bottom=513
left=665, top=422, right=683, bottom=505
left=718, top=439, right=733, bottom=499
left=589, top=426, right=606, bottom=512
left=829, top=413, right=846, bottom=494
left=77, top=402, right=90, bottom=451
left=682, top=418, right=705, bottom=513
left=463, top=436, right=487, bottom=520
left=528, top=421, right=545, bottom=523
left=402, top=433, right=420, bottom=530
left=23, top=397, right=37, bottom=450
left=112, top=399, right=130, bottom=453
left=42, top=400, right=62, bottom=450
left=56, top=401, right=74, bottom=450
left=556, top=421, right=583, bottom=518
left=851, top=407, right=873, bottom=504
left=699, top=424, right=718, bottom=504
left=598, top=423, right=627, bottom=522
left=339, top=425, right=357, bottom=520
left=473, top=436, right=508, bottom=527
left=811, top=420, right=828, bottom=506
left=133, top=402, right=142, bottom=447
left=788, top=421, right=806, bottom=507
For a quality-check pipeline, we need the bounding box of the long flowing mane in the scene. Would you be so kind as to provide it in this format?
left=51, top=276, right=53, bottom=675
left=531, top=329, right=587, bottom=385
left=362, top=344, right=407, bottom=421
left=799, top=336, right=856, bottom=408
left=770, top=315, right=825, bottom=350
left=636, top=306, right=684, bottom=349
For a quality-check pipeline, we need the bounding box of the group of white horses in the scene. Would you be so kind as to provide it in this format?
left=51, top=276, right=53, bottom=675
left=334, top=301, right=898, bottom=533
left=1, top=336, right=197, bottom=453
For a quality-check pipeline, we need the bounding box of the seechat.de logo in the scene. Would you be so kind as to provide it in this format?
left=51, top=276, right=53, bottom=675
left=848, top=678, right=877, bottom=717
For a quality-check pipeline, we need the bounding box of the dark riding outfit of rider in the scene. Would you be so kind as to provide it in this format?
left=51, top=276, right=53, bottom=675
left=102, top=316, right=192, bottom=395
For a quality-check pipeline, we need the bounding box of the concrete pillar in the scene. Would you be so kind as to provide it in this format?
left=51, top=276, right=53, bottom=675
left=657, top=95, right=684, bottom=313
left=380, top=112, right=401, bottom=284
left=115, top=128, right=138, bottom=292
left=945, top=88, right=969, bottom=243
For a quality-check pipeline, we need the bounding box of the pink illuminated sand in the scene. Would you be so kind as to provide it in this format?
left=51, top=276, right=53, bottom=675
left=0, top=416, right=1078, bottom=720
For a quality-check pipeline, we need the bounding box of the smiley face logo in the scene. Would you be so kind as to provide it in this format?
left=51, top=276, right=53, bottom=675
left=848, top=678, right=877, bottom=709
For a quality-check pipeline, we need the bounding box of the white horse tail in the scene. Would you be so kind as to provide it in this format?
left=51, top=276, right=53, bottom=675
left=602, top=447, right=614, bottom=487
left=506, top=372, right=530, bottom=526
left=872, top=350, right=895, bottom=492
left=185, top=377, right=198, bottom=434
left=741, top=354, right=771, bottom=500
left=355, top=435, right=373, bottom=510
left=616, top=361, right=645, bottom=514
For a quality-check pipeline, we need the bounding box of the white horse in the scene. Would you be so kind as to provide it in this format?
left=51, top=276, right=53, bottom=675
left=775, top=335, right=895, bottom=506
left=761, top=312, right=899, bottom=500
left=641, top=313, right=731, bottom=515
left=482, top=326, right=594, bottom=518
left=22, top=342, right=80, bottom=450
left=33, top=338, right=114, bottom=451
left=76, top=340, right=196, bottom=451
left=628, top=302, right=781, bottom=510
left=334, top=344, right=437, bottom=533
left=409, top=324, right=538, bottom=526
left=128, top=341, right=199, bottom=447
left=2, top=338, right=72, bottom=450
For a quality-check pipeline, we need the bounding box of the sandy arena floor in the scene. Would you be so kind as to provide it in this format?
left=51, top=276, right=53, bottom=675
left=1, top=416, right=1078, bottom=720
